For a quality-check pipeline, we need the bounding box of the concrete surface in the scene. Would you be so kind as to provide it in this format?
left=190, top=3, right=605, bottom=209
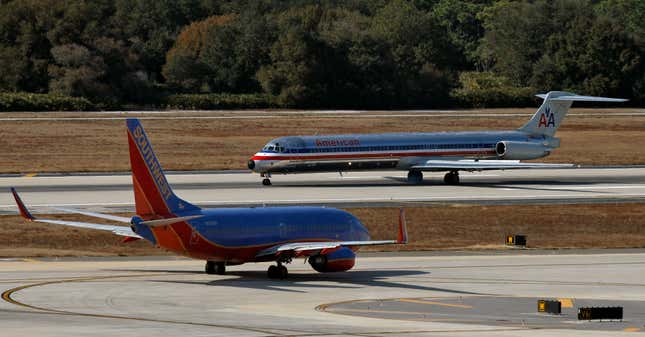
left=1, top=251, right=644, bottom=336
left=321, top=296, right=643, bottom=330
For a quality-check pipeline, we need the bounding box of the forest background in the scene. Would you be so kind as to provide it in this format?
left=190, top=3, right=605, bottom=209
left=0, top=0, right=642, bottom=110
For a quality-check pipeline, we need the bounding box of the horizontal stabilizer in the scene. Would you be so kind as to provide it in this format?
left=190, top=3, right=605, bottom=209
left=521, top=91, right=627, bottom=137
left=138, top=215, right=203, bottom=227
left=535, top=94, right=628, bottom=102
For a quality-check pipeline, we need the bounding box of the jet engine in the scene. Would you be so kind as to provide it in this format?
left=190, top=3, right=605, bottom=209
left=495, top=141, right=550, bottom=160
left=309, top=247, right=356, bottom=272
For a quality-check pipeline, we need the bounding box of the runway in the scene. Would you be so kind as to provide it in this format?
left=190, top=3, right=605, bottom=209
left=1, top=167, right=645, bottom=214
left=1, top=251, right=643, bottom=336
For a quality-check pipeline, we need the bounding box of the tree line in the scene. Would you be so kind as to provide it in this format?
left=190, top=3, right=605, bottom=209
left=0, top=0, right=643, bottom=109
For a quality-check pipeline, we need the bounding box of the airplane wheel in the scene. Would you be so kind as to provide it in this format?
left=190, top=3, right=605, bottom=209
left=268, top=265, right=288, bottom=279
left=215, top=262, right=226, bottom=275
left=407, top=170, right=423, bottom=184
left=444, top=172, right=460, bottom=185
left=205, top=261, right=215, bottom=274
left=268, top=265, right=278, bottom=278
left=205, top=261, right=226, bottom=275
left=262, top=178, right=272, bottom=186
left=279, top=265, right=288, bottom=279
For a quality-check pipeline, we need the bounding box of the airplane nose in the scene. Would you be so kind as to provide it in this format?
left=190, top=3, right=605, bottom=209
left=247, top=159, right=256, bottom=170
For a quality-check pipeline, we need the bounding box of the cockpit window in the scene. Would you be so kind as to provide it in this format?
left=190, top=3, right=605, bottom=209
left=263, top=144, right=286, bottom=153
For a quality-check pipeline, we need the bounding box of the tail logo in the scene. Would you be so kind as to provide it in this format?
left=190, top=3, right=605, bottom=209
left=132, top=125, right=173, bottom=201
left=538, top=107, right=555, bottom=128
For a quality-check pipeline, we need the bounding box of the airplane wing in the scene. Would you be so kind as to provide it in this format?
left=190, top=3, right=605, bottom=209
left=11, top=188, right=142, bottom=239
left=256, top=209, right=408, bottom=259
left=410, top=159, right=575, bottom=171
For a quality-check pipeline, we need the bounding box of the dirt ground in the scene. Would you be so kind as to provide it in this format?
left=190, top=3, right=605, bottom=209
left=1, top=203, right=643, bottom=257
left=0, top=108, right=644, bottom=173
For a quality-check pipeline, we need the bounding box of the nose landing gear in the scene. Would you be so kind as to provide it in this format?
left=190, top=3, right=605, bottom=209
left=261, top=173, right=272, bottom=186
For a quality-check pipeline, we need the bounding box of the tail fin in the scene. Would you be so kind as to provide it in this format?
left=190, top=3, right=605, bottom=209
left=126, top=118, right=200, bottom=218
left=519, top=91, right=627, bottom=137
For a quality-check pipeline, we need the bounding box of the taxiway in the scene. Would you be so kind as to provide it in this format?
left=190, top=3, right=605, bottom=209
left=1, top=251, right=643, bottom=336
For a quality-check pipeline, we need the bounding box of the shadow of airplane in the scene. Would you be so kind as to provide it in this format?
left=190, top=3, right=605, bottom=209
left=106, top=268, right=484, bottom=295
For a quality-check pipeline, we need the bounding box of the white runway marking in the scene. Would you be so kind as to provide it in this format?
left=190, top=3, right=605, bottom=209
left=506, top=184, right=645, bottom=190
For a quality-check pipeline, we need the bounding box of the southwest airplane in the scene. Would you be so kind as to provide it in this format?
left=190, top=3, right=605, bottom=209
left=11, top=119, right=407, bottom=279
left=248, top=91, right=627, bottom=185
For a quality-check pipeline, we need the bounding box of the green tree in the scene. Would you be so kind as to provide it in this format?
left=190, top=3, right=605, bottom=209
left=48, top=43, right=110, bottom=100
left=478, top=0, right=555, bottom=84
left=256, top=5, right=336, bottom=106
left=163, top=15, right=236, bottom=92
left=112, top=0, right=213, bottom=82
left=199, top=8, right=275, bottom=93
left=367, top=0, right=453, bottom=106
left=595, top=0, right=645, bottom=37
left=0, top=0, right=63, bottom=92
left=479, top=0, right=644, bottom=103
left=431, top=0, right=489, bottom=68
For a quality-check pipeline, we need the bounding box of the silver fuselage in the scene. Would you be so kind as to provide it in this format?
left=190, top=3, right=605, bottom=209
left=249, top=130, right=553, bottom=174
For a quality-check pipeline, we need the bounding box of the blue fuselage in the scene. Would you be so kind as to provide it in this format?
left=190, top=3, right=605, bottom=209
left=133, top=206, right=370, bottom=262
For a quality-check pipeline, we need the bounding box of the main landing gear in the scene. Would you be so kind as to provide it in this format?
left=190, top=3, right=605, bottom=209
left=267, top=262, right=288, bottom=279
left=205, top=261, right=226, bottom=275
left=407, top=170, right=423, bottom=184
left=444, top=171, right=460, bottom=185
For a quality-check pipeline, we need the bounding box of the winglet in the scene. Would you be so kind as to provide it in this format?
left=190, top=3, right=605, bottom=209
left=397, top=208, right=408, bottom=244
left=11, top=188, right=35, bottom=221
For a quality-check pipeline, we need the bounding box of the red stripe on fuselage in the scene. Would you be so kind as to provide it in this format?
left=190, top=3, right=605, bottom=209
left=252, top=150, right=496, bottom=161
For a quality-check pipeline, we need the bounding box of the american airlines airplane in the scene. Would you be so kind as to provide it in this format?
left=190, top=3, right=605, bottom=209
left=11, top=119, right=407, bottom=279
left=248, top=91, right=627, bottom=185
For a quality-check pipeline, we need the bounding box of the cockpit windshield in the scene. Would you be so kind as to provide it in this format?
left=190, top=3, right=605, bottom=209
left=262, top=143, right=285, bottom=153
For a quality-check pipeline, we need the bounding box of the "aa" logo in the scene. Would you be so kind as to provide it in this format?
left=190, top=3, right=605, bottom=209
left=538, top=107, right=555, bottom=127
